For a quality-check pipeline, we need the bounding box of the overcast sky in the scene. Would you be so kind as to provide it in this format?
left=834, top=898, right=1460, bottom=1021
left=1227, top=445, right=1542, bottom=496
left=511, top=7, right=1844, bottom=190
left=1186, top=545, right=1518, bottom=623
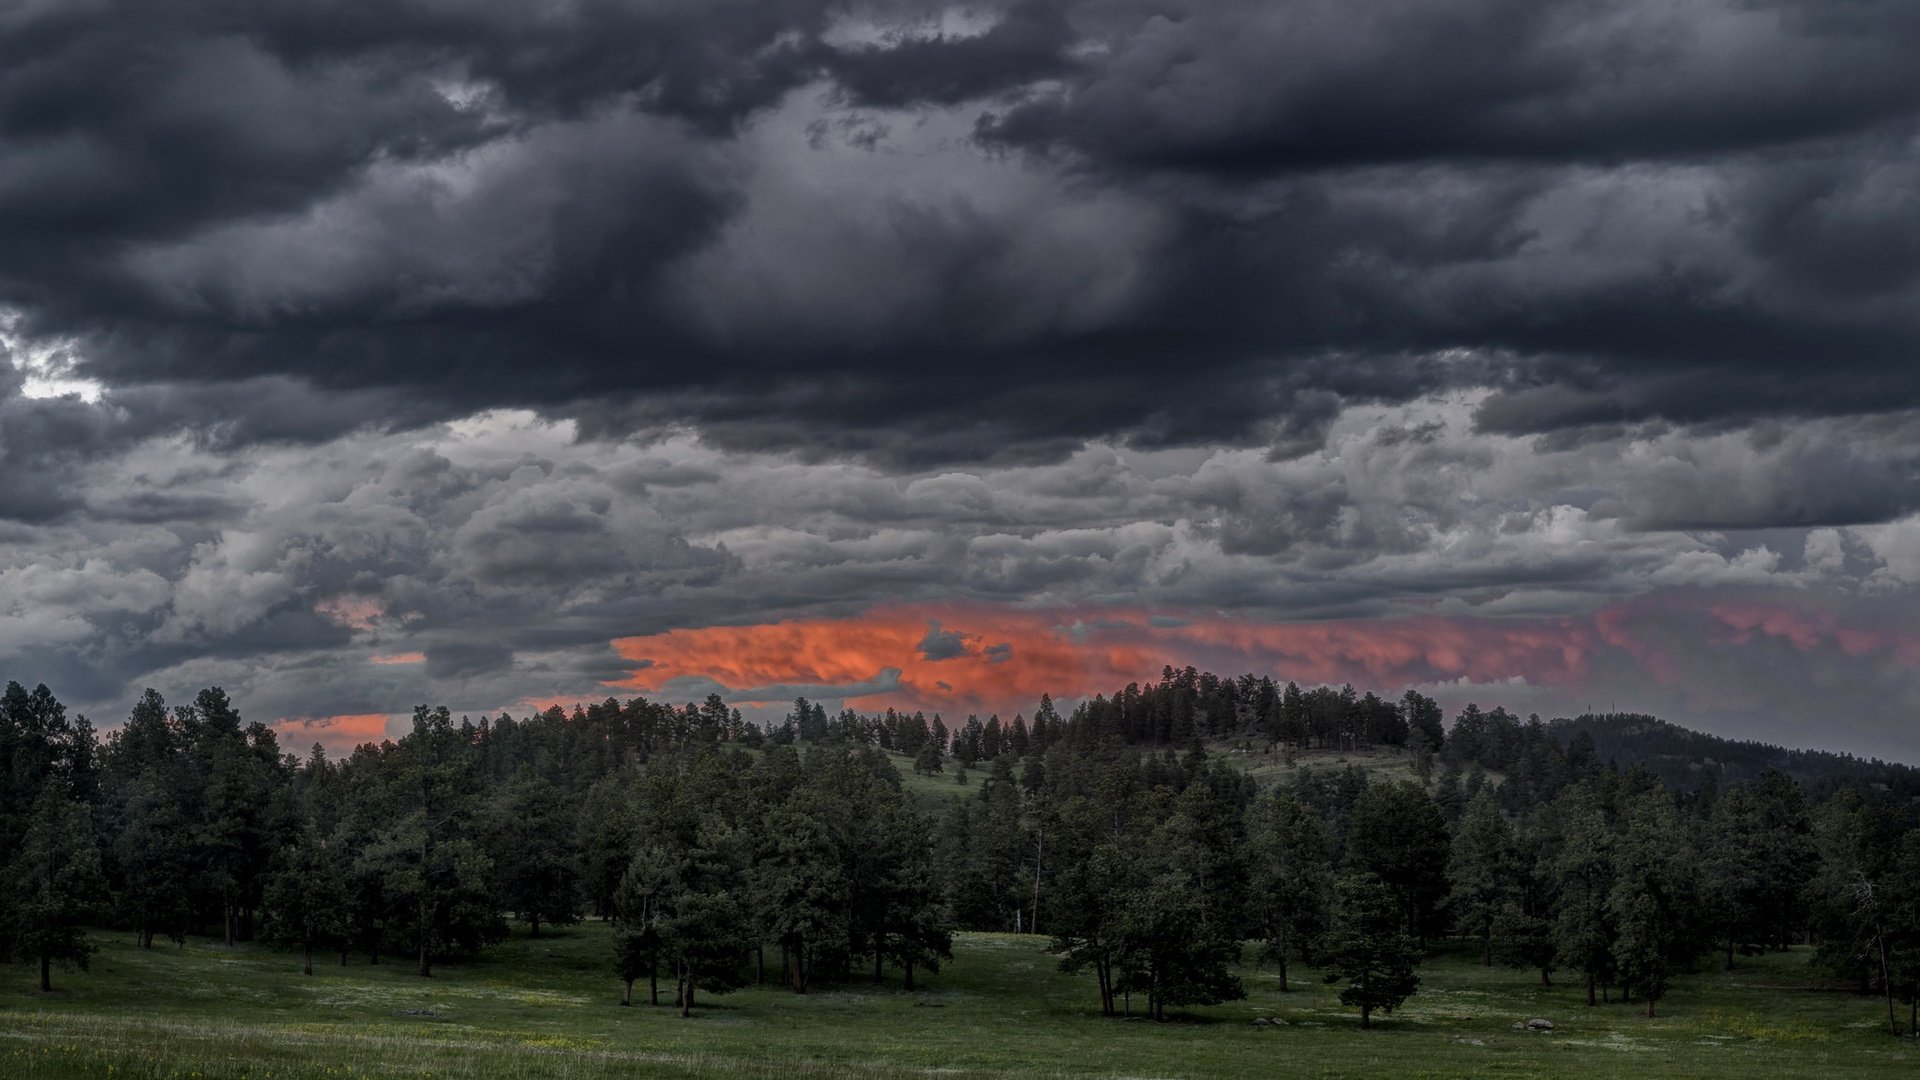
left=4, top=0, right=1920, bottom=759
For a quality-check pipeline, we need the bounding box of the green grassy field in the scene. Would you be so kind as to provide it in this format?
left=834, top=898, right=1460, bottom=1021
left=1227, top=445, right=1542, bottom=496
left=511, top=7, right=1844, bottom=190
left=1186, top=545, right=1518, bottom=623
left=3, top=924, right=1914, bottom=1079
left=881, top=743, right=1430, bottom=813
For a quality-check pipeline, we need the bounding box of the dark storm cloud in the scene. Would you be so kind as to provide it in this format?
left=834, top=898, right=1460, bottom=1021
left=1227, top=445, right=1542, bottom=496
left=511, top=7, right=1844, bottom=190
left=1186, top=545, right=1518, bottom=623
left=4, top=0, right=1920, bottom=758
left=916, top=619, right=972, bottom=660
left=822, top=0, right=1076, bottom=108
left=3, top=0, right=1918, bottom=468
left=977, top=1, right=1920, bottom=170
left=425, top=640, right=514, bottom=680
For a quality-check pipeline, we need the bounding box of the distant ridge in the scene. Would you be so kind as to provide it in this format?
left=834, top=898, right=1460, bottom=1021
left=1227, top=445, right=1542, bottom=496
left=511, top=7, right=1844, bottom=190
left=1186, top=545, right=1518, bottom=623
left=1548, top=712, right=1920, bottom=800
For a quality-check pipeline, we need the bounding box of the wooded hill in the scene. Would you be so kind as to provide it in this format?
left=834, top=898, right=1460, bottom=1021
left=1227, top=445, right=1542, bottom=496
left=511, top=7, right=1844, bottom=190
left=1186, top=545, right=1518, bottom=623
left=1547, top=713, right=1920, bottom=800
left=3, top=666, right=1919, bottom=1036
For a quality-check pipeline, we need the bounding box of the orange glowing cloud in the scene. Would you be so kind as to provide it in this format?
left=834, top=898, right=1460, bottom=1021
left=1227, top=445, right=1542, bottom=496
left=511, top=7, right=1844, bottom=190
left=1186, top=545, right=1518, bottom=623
left=369, top=651, right=426, bottom=665
left=604, top=594, right=1920, bottom=725
left=272, top=713, right=392, bottom=754
left=611, top=604, right=1599, bottom=716
left=315, top=594, right=385, bottom=631
left=1709, top=602, right=1920, bottom=665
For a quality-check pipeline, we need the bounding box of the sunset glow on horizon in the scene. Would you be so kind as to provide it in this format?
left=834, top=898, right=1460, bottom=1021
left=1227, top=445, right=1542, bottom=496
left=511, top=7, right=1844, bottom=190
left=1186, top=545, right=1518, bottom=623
left=607, top=598, right=1778, bottom=721
left=269, top=713, right=392, bottom=754
left=598, top=595, right=1920, bottom=742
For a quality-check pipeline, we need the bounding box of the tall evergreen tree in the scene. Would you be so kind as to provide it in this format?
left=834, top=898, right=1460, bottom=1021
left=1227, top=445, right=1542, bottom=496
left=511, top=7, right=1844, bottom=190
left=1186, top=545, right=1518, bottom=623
left=1607, top=786, right=1697, bottom=1016
left=262, top=817, right=353, bottom=975
left=7, top=788, right=107, bottom=991
left=486, top=774, right=584, bottom=936
left=1447, top=789, right=1520, bottom=966
left=112, top=772, right=192, bottom=949
left=1321, top=872, right=1421, bottom=1029
left=1346, top=780, right=1449, bottom=940
left=371, top=706, right=504, bottom=977
left=1246, top=790, right=1331, bottom=992
left=1553, top=791, right=1618, bottom=1005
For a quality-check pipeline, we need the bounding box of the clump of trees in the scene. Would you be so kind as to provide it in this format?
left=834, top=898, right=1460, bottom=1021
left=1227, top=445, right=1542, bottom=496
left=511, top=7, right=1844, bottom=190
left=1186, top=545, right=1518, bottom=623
left=4, top=668, right=1920, bottom=1038
left=0, top=682, right=953, bottom=1015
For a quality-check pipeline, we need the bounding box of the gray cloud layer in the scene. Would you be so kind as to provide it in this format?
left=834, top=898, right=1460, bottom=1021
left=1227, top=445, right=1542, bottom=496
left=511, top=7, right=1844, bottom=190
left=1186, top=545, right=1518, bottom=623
left=3, top=0, right=1920, bottom=462
left=4, top=393, right=1919, bottom=756
left=3, top=2, right=1920, bottom=756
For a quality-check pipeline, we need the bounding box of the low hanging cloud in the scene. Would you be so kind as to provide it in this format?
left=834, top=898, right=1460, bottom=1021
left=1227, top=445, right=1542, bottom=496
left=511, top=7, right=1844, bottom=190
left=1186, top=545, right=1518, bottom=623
left=613, top=594, right=1920, bottom=757
left=916, top=619, right=975, bottom=661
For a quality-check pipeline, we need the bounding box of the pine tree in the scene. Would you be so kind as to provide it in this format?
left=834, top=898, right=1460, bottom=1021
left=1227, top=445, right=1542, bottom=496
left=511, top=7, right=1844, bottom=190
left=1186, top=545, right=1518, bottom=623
left=371, top=706, right=504, bottom=977
left=1701, top=783, right=1766, bottom=969
left=660, top=889, right=752, bottom=1016
left=1447, top=789, right=1519, bottom=966
left=1346, top=780, right=1449, bottom=940
left=1246, top=790, right=1331, bottom=992
left=262, top=819, right=353, bottom=975
left=912, top=738, right=943, bottom=776
left=8, top=788, right=107, bottom=992
left=1553, top=791, right=1617, bottom=1005
left=1321, top=872, right=1421, bottom=1028
left=752, top=807, right=848, bottom=994
left=613, top=845, right=676, bottom=1005
left=112, top=772, right=193, bottom=949
left=1608, top=787, right=1697, bottom=1016
left=486, top=774, right=584, bottom=936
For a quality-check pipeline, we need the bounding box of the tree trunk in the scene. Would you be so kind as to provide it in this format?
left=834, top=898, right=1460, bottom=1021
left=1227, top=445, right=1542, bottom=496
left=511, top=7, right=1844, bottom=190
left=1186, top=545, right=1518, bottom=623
left=791, top=943, right=812, bottom=994
left=1361, top=1003, right=1372, bottom=1029
left=224, top=893, right=237, bottom=947
left=622, top=978, right=632, bottom=1006
left=1031, top=826, right=1043, bottom=936
left=1646, top=995, right=1656, bottom=1019
left=904, top=959, right=916, bottom=991
left=530, top=915, right=540, bottom=938
left=1725, top=938, right=1734, bottom=972
left=304, top=948, right=314, bottom=977
left=1277, top=926, right=1290, bottom=992
left=756, top=943, right=765, bottom=987
left=1483, top=925, right=1493, bottom=967
left=1586, top=973, right=1596, bottom=1007
left=1881, top=935, right=1898, bottom=1037
left=1540, top=967, right=1551, bottom=987
left=40, top=952, right=51, bottom=993
left=680, top=976, right=693, bottom=1018
left=874, top=942, right=885, bottom=984
left=418, top=829, right=434, bottom=978
left=650, top=965, right=659, bottom=1006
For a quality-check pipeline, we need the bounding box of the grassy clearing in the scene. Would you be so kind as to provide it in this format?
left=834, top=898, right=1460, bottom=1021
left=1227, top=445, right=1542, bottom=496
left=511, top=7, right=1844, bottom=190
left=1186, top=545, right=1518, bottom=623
left=883, top=743, right=1431, bottom=812
left=3, top=925, right=1915, bottom=1078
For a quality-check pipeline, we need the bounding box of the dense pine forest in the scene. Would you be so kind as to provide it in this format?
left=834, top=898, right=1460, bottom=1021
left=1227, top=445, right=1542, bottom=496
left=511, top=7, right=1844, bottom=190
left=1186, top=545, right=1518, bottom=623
left=4, top=667, right=1920, bottom=1038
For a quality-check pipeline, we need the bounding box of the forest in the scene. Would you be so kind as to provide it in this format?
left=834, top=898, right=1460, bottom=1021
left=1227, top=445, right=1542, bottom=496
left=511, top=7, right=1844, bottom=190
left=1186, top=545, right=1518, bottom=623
left=3, top=666, right=1920, bottom=1050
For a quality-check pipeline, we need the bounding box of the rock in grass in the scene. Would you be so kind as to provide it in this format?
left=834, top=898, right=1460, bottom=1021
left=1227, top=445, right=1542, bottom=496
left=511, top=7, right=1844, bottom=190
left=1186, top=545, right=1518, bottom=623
left=1526, top=1018, right=1555, bottom=1031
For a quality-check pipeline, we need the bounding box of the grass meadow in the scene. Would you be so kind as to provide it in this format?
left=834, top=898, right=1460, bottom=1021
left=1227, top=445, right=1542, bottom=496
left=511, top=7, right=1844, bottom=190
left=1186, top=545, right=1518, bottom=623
left=3, top=922, right=1916, bottom=1079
